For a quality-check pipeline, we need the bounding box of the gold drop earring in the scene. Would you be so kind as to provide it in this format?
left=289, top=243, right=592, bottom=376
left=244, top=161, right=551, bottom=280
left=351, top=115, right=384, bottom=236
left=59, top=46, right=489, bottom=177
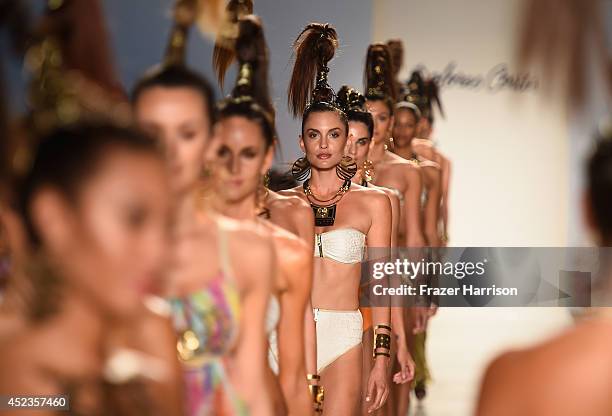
left=291, top=155, right=311, bottom=181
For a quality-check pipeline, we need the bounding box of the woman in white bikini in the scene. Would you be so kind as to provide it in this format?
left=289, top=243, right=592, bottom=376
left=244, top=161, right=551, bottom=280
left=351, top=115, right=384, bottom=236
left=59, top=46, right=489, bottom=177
left=282, top=23, right=393, bottom=415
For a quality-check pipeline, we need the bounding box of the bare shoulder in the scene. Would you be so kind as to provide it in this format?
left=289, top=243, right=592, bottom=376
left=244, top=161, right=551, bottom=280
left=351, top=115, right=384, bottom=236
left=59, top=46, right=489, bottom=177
left=412, top=138, right=433, bottom=149
left=136, top=296, right=175, bottom=336
left=529, top=318, right=612, bottom=375
left=270, top=224, right=310, bottom=271
left=268, top=190, right=310, bottom=212
left=267, top=220, right=308, bottom=250
left=420, top=163, right=442, bottom=186
left=418, top=157, right=442, bottom=172
left=385, top=155, right=420, bottom=174
left=0, top=311, right=25, bottom=342
left=372, top=185, right=401, bottom=206
left=267, top=190, right=313, bottom=239
left=481, top=348, right=524, bottom=388
left=277, top=186, right=305, bottom=201
left=219, top=217, right=275, bottom=289
left=482, top=319, right=612, bottom=400
left=352, top=184, right=391, bottom=210
left=123, top=297, right=177, bottom=357
left=0, top=328, right=46, bottom=392
left=0, top=326, right=30, bottom=367
left=403, top=159, right=421, bottom=175
left=477, top=348, right=524, bottom=416
left=0, top=323, right=82, bottom=393
left=384, top=151, right=406, bottom=163
left=227, top=224, right=274, bottom=258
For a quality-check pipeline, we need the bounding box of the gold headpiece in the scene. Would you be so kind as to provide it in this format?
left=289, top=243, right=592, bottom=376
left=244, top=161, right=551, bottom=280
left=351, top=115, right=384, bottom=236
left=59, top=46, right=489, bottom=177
left=212, top=0, right=254, bottom=87
left=14, top=0, right=130, bottom=176
left=164, top=0, right=198, bottom=66
left=364, top=43, right=396, bottom=102
left=163, top=0, right=238, bottom=68
left=400, top=70, right=444, bottom=118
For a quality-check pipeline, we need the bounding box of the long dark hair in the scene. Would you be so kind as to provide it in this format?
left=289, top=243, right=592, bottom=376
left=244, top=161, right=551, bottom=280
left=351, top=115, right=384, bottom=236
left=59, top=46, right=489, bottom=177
left=287, top=23, right=347, bottom=134
left=364, top=43, right=397, bottom=114
left=588, top=131, right=612, bottom=244
left=216, top=15, right=275, bottom=149
left=386, top=38, right=404, bottom=100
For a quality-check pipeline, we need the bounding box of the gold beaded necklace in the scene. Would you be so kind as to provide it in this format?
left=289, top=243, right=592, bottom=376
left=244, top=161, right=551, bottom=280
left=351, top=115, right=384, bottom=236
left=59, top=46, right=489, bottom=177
left=303, top=179, right=352, bottom=226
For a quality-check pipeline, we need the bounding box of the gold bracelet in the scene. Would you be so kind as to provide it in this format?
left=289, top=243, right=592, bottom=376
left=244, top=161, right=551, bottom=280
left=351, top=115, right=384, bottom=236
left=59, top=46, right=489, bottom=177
left=374, top=324, right=392, bottom=332
left=373, top=324, right=392, bottom=358
left=308, top=384, right=325, bottom=413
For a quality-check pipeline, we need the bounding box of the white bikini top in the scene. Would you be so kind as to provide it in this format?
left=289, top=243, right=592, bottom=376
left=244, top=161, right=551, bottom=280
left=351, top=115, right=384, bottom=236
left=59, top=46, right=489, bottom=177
left=314, top=228, right=366, bottom=264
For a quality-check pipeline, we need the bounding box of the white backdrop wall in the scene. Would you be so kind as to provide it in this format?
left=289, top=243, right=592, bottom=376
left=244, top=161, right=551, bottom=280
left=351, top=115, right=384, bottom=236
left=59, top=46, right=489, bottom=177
left=373, top=0, right=570, bottom=246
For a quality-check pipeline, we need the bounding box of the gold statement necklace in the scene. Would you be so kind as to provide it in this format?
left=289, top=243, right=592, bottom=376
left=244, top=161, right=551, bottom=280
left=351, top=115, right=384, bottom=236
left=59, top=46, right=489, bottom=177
left=303, top=179, right=352, bottom=226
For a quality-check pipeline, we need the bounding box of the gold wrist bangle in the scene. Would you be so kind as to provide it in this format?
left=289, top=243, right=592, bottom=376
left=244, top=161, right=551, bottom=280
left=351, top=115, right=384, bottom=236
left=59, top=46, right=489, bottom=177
left=374, top=333, right=391, bottom=347
left=373, top=331, right=392, bottom=358
left=374, top=324, right=392, bottom=332
left=309, top=384, right=325, bottom=407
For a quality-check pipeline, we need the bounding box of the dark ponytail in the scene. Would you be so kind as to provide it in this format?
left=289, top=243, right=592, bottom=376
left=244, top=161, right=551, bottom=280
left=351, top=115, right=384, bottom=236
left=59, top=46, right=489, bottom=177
left=287, top=23, right=347, bottom=134
left=403, top=70, right=445, bottom=122
left=288, top=23, right=339, bottom=117
left=212, top=0, right=254, bottom=88
left=386, top=38, right=404, bottom=99
left=364, top=43, right=396, bottom=115
left=231, top=15, right=273, bottom=115
left=217, top=15, right=276, bottom=149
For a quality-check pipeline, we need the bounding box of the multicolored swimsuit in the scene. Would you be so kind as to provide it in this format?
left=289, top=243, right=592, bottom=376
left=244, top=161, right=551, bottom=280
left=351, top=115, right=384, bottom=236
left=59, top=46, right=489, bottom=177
left=168, top=222, right=247, bottom=416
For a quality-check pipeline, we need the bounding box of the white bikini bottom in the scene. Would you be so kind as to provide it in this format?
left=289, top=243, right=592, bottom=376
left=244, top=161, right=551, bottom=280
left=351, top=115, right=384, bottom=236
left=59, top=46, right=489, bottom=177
left=314, top=308, right=363, bottom=373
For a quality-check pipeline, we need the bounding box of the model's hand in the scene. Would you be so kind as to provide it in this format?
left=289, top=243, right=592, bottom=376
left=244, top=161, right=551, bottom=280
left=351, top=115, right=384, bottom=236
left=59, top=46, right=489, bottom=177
left=412, top=307, right=429, bottom=334
left=365, top=358, right=390, bottom=413
left=393, top=339, right=415, bottom=384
